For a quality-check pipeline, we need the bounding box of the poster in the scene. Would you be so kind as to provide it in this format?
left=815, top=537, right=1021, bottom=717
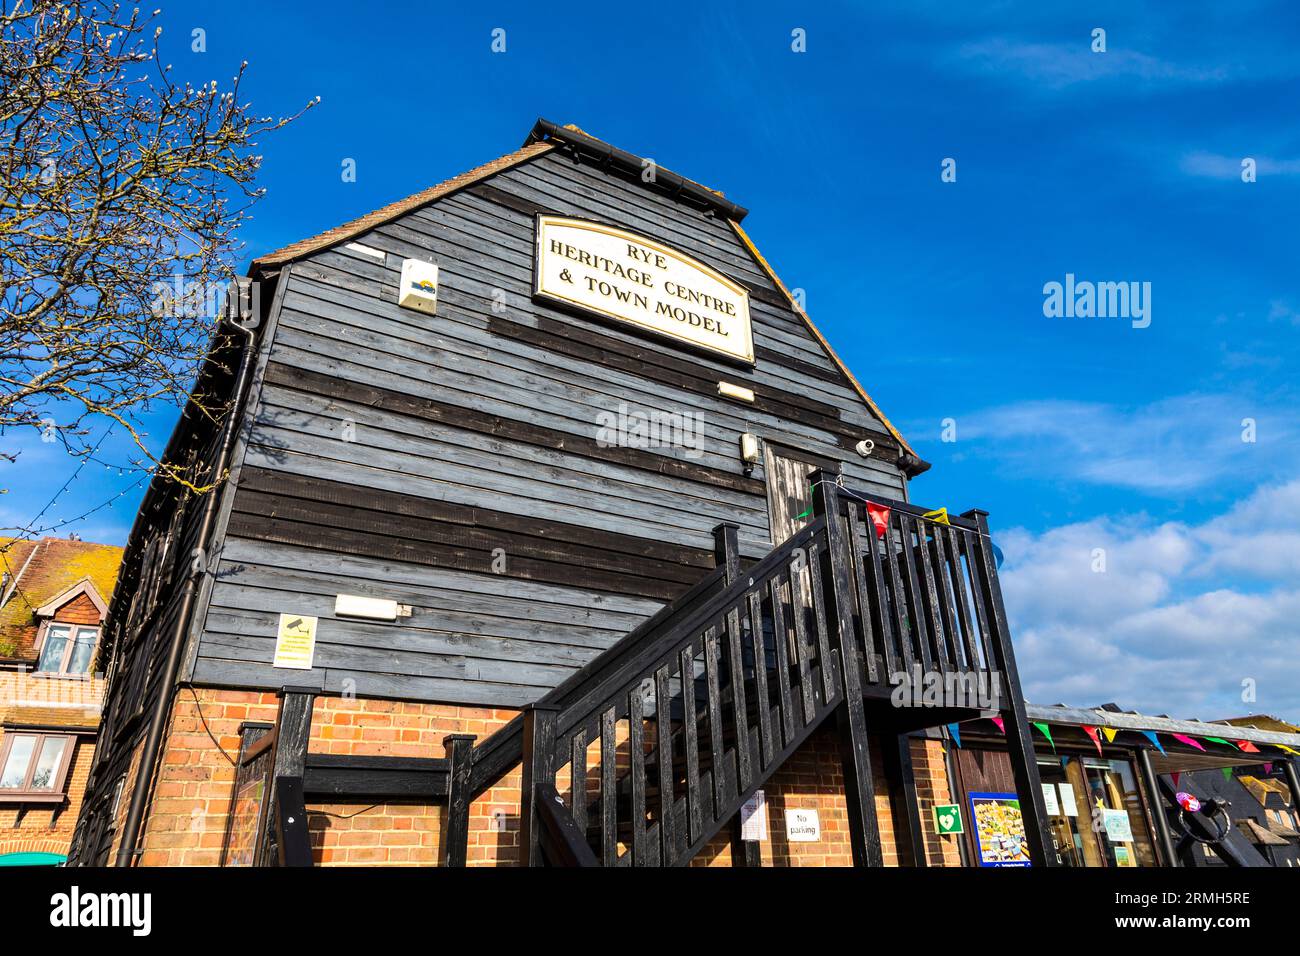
left=1113, top=846, right=1136, bottom=867
left=1059, top=784, right=1079, bottom=817
left=740, top=790, right=768, bottom=841
left=1102, top=808, right=1134, bottom=843
left=968, top=792, right=1032, bottom=867
left=273, top=613, right=318, bottom=670
left=1041, top=783, right=1060, bottom=816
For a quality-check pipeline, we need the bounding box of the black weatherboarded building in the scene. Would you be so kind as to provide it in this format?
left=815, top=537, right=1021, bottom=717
left=71, top=120, right=1057, bottom=868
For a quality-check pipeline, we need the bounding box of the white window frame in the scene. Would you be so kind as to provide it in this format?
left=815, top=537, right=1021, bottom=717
left=34, top=623, right=100, bottom=677
left=0, top=732, right=75, bottom=802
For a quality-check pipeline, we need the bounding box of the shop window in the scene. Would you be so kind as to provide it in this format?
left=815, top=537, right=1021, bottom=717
left=1036, top=756, right=1159, bottom=867
left=0, top=733, right=74, bottom=799
left=35, top=624, right=99, bottom=676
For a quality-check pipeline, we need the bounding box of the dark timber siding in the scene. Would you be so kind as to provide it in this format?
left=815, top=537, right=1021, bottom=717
left=190, top=149, right=909, bottom=707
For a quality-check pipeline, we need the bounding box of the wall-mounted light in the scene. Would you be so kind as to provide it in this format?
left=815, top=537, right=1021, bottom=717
left=335, top=594, right=412, bottom=621
left=718, top=381, right=755, bottom=403
left=740, top=433, right=761, bottom=476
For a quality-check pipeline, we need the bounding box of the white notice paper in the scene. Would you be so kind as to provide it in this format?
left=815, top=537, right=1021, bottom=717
left=1041, top=783, right=1061, bottom=816
left=740, top=790, right=767, bottom=841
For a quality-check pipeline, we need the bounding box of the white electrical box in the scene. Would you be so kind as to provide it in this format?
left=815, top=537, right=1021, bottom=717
left=398, top=258, right=438, bottom=314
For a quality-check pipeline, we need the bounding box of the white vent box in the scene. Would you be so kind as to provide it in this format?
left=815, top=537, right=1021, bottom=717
left=398, top=258, right=438, bottom=314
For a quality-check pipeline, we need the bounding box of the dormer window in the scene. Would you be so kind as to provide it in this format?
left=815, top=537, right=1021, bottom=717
left=35, top=624, right=99, bottom=676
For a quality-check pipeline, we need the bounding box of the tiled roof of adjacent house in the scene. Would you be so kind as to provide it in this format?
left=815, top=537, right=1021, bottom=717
left=0, top=538, right=124, bottom=660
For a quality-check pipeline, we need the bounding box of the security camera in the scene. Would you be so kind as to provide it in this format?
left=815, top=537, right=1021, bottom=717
left=855, top=439, right=875, bottom=458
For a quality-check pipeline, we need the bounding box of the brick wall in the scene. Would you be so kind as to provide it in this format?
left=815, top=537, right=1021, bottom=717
left=131, top=686, right=964, bottom=868
left=0, top=670, right=103, bottom=861
left=132, top=688, right=521, bottom=867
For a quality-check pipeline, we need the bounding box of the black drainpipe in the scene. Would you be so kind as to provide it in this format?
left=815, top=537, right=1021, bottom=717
left=114, top=313, right=258, bottom=866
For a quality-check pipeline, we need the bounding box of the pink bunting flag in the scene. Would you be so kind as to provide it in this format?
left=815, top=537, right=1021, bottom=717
left=991, top=716, right=1005, bottom=734
left=1082, top=725, right=1103, bottom=756
left=1264, top=762, right=1273, bottom=775
left=1171, top=733, right=1206, bottom=752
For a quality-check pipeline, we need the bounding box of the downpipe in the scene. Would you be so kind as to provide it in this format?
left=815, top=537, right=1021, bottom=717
left=114, top=314, right=257, bottom=866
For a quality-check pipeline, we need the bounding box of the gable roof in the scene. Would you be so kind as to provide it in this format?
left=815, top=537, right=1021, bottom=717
left=0, top=538, right=124, bottom=660
left=247, top=119, right=918, bottom=459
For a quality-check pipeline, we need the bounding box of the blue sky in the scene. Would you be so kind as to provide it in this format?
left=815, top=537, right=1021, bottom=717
left=6, top=1, right=1298, bottom=720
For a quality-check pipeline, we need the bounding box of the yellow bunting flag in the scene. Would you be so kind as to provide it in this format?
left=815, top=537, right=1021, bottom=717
left=1101, top=727, right=1119, bottom=743
left=1275, top=744, right=1300, bottom=755
left=922, top=508, right=950, bottom=525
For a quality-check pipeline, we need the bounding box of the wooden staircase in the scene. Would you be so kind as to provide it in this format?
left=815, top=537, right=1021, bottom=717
left=462, top=471, right=1054, bottom=867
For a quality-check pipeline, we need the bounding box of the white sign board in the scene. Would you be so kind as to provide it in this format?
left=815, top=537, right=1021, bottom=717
left=534, top=215, right=754, bottom=363
left=784, top=807, right=821, bottom=842
left=273, top=613, right=317, bottom=670
left=1059, top=784, right=1078, bottom=818
left=740, top=789, right=768, bottom=841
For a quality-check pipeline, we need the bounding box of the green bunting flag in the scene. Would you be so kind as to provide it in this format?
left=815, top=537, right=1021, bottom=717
left=1032, top=722, right=1055, bottom=752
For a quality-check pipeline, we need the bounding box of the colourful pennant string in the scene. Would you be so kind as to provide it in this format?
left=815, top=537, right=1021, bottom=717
left=866, top=503, right=891, bottom=539
left=1102, top=727, right=1119, bottom=743
left=947, top=723, right=962, bottom=748
left=991, top=716, right=1005, bottom=734
left=1082, top=725, right=1103, bottom=756
left=1140, top=731, right=1166, bottom=755
left=1237, top=740, right=1260, bottom=753
left=1171, top=733, right=1206, bottom=752
left=1032, top=722, right=1055, bottom=752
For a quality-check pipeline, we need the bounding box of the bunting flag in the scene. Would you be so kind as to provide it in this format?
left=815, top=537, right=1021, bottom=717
left=1204, top=737, right=1236, bottom=749
left=1221, top=767, right=1235, bottom=782
left=1032, top=722, right=1055, bottom=752
left=1102, top=727, right=1119, bottom=743
left=866, top=503, right=891, bottom=539
left=991, top=715, right=1005, bottom=734
left=947, top=723, right=962, bottom=748
left=1140, top=730, right=1167, bottom=755
left=1171, top=733, right=1206, bottom=752
left=1274, top=744, right=1300, bottom=756
left=1171, top=772, right=1180, bottom=788
left=1264, top=762, right=1273, bottom=775
left=1237, top=740, right=1260, bottom=754
left=991, top=542, right=1005, bottom=569
left=1082, top=725, right=1103, bottom=756
left=922, top=507, right=950, bottom=526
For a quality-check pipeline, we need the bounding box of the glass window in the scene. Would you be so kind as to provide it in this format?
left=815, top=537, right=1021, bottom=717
left=36, top=625, right=71, bottom=673
left=34, top=625, right=98, bottom=675
left=0, top=733, right=73, bottom=794
left=29, top=737, right=67, bottom=790
left=67, top=631, right=96, bottom=674
left=0, top=736, right=37, bottom=789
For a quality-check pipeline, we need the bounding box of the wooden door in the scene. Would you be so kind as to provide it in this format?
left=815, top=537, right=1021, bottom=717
left=764, top=446, right=818, bottom=546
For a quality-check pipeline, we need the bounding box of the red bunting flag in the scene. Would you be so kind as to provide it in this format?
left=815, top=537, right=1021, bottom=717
left=1082, top=725, right=1103, bottom=756
left=1237, top=740, right=1260, bottom=754
left=866, top=503, right=891, bottom=539
left=1171, top=772, right=1180, bottom=787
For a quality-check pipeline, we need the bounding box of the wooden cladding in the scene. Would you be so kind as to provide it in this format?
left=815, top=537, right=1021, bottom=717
left=262, top=362, right=764, bottom=498
left=229, top=466, right=715, bottom=602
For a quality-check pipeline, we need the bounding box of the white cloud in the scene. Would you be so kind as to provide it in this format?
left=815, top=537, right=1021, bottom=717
left=1180, top=151, right=1300, bottom=179
left=1000, top=479, right=1300, bottom=720
left=940, top=393, right=1297, bottom=495
left=953, top=39, right=1229, bottom=90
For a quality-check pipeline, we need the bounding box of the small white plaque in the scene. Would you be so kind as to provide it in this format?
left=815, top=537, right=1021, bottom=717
left=740, top=789, right=767, bottom=841
left=273, top=613, right=317, bottom=670
left=784, top=807, right=821, bottom=842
